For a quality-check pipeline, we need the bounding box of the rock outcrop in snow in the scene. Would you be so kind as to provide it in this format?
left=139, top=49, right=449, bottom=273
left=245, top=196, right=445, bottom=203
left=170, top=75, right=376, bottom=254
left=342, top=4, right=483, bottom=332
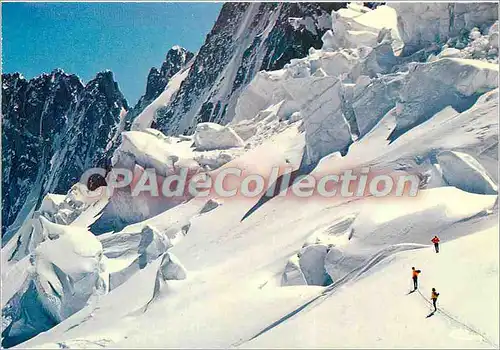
left=130, top=67, right=192, bottom=132
left=199, top=199, right=221, bottom=214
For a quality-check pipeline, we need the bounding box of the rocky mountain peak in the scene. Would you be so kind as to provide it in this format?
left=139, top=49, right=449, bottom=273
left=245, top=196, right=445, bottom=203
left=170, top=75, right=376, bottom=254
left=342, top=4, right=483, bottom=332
left=129, top=46, right=194, bottom=123
left=1, top=70, right=127, bottom=237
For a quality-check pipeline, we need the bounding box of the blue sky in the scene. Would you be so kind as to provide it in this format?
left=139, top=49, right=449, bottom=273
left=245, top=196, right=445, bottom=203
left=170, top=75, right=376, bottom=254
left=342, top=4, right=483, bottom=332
left=2, top=2, right=223, bottom=104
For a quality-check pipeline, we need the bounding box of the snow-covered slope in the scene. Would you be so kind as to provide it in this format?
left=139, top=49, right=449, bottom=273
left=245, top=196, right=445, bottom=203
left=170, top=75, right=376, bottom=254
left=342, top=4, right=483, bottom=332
left=8, top=134, right=498, bottom=348
left=1, top=2, right=498, bottom=349
left=244, top=225, right=499, bottom=348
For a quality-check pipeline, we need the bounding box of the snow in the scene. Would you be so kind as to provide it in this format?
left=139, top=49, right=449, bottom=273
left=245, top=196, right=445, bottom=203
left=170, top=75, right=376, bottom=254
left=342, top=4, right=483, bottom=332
left=437, top=47, right=463, bottom=59
left=1, top=183, right=107, bottom=270
left=38, top=194, right=66, bottom=216
left=2, top=3, right=499, bottom=349
left=12, top=99, right=498, bottom=346
left=131, top=66, right=191, bottom=131
left=289, top=16, right=319, bottom=36
left=112, top=130, right=201, bottom=177
left=243, top=226, right=499, bottom=348
left=107, top=225, right=172, bottom=290
left=323, top=4, right=402, bottom=52
left=436, top=150, right=498, bottom=195
left=37, top=218, right=104, bottom=275
left=112, top=127, right=245, bottom=177
left=1, top=220, right=107, bottom=348
left=106, top=107, right=129, bottom=153
left=282, top=255, right=307, bottom=286
left=392, top=3, right=498, bottom=55
left=96, top=126, right=248, bottom=232
left=233, top=41, right=498, bottom=166
left=13, top=182, right=498, bottom=349
left=297, top=244, right=331, bottom=286
left=193, top=122, right=245, bottom=151
left=429, top=21, right=499, bottom=64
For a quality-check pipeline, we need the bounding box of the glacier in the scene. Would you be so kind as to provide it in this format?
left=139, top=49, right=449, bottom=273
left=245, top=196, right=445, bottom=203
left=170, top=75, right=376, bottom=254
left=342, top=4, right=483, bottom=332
left=1, top=2, right=499, bottom=349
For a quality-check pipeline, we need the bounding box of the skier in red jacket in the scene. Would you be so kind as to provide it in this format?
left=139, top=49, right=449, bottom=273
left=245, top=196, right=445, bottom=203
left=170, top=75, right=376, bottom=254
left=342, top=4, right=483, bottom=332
left=431, top=235, right=440, bottom=253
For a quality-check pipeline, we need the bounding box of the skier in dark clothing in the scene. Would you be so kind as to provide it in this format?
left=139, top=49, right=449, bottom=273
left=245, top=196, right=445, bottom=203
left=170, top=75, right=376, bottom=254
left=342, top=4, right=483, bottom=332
left=431, top=288, right=440, bottom=311
left=412, top=267, right=421, bottom=291
left=431, top=235, right=440, bottom=253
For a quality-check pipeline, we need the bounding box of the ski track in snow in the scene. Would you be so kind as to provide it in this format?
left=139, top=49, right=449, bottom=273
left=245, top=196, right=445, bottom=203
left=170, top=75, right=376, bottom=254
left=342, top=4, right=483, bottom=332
left=416, top=289, right=498, bottom=348
left=234, top=243, right=429, bottom=347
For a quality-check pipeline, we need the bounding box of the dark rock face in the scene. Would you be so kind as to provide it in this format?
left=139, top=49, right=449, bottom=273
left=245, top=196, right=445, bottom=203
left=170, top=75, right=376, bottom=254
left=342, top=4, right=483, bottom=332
left=364, top=2, right=385, bottom=9
left=1, top=70, right=127, bottom=237
left=156, top=2, right=346, bottom=135
left=125, top=46, right=194, bottom=129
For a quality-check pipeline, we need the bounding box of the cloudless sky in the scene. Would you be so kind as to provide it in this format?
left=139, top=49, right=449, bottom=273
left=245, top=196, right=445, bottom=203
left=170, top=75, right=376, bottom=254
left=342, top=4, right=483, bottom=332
left=2, top=2, right=223, bottom=104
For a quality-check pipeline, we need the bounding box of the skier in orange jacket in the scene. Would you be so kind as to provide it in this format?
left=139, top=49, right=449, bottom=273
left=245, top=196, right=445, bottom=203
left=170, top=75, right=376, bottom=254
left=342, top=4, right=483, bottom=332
left=431, top=235, right=440, bottom=253
left=412, top=267, right=421, bottom=291
left=431, top=288, right=440, bottom=311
